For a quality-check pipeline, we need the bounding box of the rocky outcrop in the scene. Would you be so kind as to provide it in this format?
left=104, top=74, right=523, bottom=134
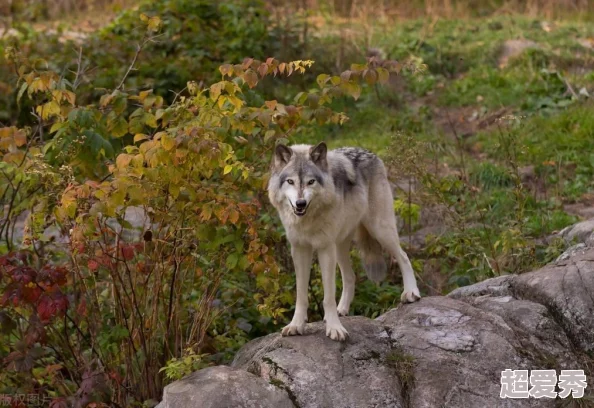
left=157, top=224, right=594, bottom=408
left=559, top=217, right=594, bottom=247
left=157, top=366, right=294, bottom=408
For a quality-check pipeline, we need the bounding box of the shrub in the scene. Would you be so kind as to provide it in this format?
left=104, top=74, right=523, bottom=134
left=0, top=10, right=420, bottom=404
left=0, top=0, right=306, bottom=127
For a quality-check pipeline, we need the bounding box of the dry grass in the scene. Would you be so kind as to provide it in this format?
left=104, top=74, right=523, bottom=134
left=277, top=0, right=594, bottom=20
left=2, top=0, right=136, bottom=29
left=5, top=0, right=594, bottom=32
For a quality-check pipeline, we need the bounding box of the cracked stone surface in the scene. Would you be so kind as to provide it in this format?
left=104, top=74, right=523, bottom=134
left=155, top=366, right=294, bottom=408
left=157, top=222, right=594, bottom=408
left=233, top=317, right=404, bottom=408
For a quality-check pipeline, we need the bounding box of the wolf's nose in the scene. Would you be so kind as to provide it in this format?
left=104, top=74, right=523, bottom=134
left=296, top=199, right=307, bottom=209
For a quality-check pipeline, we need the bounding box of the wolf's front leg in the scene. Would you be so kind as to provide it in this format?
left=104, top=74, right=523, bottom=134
left=282, top=244, right=313, bottom=337
left=319, top=245, right=349, bottom=341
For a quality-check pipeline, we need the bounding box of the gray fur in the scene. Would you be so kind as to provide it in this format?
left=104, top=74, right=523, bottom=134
left=364, top=260, right=388, bottom=284
left=334, top=147, right=380, bottom=182
left=354, top=222, right=387, bottom=282
left=268, top=142, right=421, bottom=341
left=331, top=162, right=355, bottom=197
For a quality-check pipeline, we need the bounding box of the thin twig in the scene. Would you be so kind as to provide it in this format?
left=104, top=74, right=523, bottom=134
left=72, top=46, right=84, bottom=90
left=170, top=86, right=188, bottom=105
left=116, top=34, right=162, bottom=91
left=30, top=108, right=44, bottom=142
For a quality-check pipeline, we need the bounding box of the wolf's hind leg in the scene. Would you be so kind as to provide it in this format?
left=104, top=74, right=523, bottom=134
left=365, top=221, right=421, bottom=303
left=282, top=244, right=313, bottom=337
left=394, top=244, right=421, bottom=303
left=337, top=239, right=356, bottom=316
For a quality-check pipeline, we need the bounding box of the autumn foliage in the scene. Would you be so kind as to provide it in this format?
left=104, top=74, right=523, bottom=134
left=0, top=4, right=424, bottom=405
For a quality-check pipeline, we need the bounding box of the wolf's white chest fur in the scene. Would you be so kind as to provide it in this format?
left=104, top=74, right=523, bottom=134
left=279, top=196, right=367, bottom=249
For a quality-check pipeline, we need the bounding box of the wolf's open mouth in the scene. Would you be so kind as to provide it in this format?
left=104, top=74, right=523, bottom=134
left=290, top=200, right=309, bottom=217
left=294, top=208, right=306, bottom=216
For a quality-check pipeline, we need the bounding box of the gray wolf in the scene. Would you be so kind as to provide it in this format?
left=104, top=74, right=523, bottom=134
left=267, top=142, right=421, bottom=341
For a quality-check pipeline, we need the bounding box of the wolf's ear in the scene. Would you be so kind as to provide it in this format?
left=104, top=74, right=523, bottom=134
left=310, top=142, right=328, bottom=170
left=274, top=144, right=293, bottom=168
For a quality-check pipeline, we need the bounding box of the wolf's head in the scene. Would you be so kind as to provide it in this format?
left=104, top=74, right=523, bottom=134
left=268, top=142, right=331, bottom=217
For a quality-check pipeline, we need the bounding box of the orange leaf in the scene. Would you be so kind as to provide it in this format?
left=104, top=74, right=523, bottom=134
left=243, top=70, right=258, bottom=89
left=229, top=209, right=240, bottom=225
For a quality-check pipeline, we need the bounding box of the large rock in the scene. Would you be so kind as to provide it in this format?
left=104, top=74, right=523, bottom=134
left=157, top=229, right=594, bottom=408
left=233, top=317, right=404, bottom=408
left=156, top=366, right=294, bottom=408
left=558, top=218, right=594, bottom=246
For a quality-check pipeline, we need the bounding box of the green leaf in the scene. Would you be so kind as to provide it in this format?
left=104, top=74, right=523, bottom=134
left=17, top=82, right=28, bottom=104
left=50, top=121, right=66, bottom=134
left=109, top=115, right=129, bottom=138
left=226, top=253, right=239, bottom=269
left=144, top=113, right=158, bottom=128
left=84, top=130, right=114, bottom=159
left=264, top=130, right=276, bottom=142
left=223, top=164, right=233, bottom=175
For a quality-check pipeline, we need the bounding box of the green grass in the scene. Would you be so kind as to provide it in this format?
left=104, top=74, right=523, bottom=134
left=472, top=102, right=594, bottom=200
left=295, top=14, right=594, bottom=292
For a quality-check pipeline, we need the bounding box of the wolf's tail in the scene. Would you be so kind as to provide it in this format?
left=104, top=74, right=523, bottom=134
left=355, top=225, right=387, bottom=283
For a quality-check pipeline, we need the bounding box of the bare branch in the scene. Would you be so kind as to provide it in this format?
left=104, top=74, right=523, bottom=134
left=116, top=34, right=163, bottom=92
left=72, top=46, right=84, bottom=90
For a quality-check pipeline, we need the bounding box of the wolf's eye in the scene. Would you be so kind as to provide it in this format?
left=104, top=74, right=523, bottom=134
left=286, top=179, right=294, bottom=185
left=308, top=179, right=315, bottom=185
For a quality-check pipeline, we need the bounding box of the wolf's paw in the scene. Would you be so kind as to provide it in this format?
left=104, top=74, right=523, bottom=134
left=337, top=301, right=350, bottom=316
left=401, top=287, right=421, bottom=303
left=281, top=322, right=305, bottom=337
left=326, top=322, right=349, bottom=341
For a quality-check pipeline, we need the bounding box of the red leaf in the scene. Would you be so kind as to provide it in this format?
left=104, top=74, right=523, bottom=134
left=38, top=265, right=67, bottom=287
left=11, top=266, right=36, bottom=284
left=49, top=398, right=69, bottom=408
left=241, top=57, right=254, bottom=70
left=121, top=245, right=135, bottom=261
left=88, top=259, right=99, bottom=271
left=25, top=314, right=47, bottom=345
left=22, top=285, right=42, bottom=303
left=76, top=297, right=87, bottom=317
left=1, top=286, right=19, bottom=307
left=37, top=292, right=69, bottom=323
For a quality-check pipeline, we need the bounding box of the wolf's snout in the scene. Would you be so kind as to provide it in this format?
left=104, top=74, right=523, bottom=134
left=295, top=199, right=307, bottom=209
